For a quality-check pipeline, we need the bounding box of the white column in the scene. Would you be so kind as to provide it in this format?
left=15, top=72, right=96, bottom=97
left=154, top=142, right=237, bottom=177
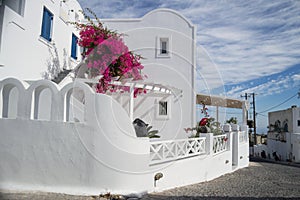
left=129, top=84, right=134, bottom=121
left=216, top=106, right=219, bottom=126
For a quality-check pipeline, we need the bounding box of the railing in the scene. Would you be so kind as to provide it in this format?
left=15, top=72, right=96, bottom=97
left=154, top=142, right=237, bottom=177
left=213, top=134, right=228, bottom=155
left=239, top=131, right=248, bottom=143
left=150, top=137, right=206, bottom=165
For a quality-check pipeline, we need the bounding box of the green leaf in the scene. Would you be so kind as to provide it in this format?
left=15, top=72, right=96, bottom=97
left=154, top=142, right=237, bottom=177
left=148, top=130, right=159, bottom=136
left=149, top=135, right=160, bottom=138
left=147, top=126, right=153, bottom=132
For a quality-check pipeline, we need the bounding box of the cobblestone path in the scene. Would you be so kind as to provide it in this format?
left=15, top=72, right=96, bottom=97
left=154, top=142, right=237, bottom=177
left=1, top=160, right=299, bottom=200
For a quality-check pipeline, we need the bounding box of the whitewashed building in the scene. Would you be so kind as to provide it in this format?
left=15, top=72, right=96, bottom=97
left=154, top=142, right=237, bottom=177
left=254, top=106, right=300, bottom=162
left=267, top=106, right=300, bottom=162
left=0, top=1, right=250, bottom=196
left=0, top=0, right=84, bottom=80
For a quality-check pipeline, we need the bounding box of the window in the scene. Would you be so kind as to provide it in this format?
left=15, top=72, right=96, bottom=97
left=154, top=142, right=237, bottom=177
left=159, top=101, right=168, bottom=116
left=161, top=40, right=168, bottom=54
left=156, top=99, right=171, bottom=119
left=298, top=120, right=300, bottom=127
left=156, top=36, right=171, bottom=58
left=71, top=33, right=78, bottom=59
left=41, top=7, right=53, bottom=42
left=160, top=38, right=169, bottom=55
left=6, top=0, right=25, bottom=16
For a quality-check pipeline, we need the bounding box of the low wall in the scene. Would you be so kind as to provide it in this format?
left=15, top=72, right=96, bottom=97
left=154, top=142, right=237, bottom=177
left=291, top=133, right=300, bottom=162
left=0, top=78, right=249, bottom=195
left=254, top=133, right=300, bottom=162
left=0, top=110, right=151, bottom=195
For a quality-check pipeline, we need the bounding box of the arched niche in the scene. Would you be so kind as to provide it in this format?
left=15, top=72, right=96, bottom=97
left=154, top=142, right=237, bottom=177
left=31, top=86, right=53, bottom=120
left=1, top=84, right=19, bottom=119
left=64, top=87, right=85, bottom=122
left=27, top=80, right=59, bottom=121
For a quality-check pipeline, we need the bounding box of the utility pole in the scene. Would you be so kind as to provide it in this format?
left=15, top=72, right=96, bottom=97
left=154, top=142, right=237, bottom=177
left=252, top=93, right=257, bottom=145
left=241, top=92, right=257, bottom=145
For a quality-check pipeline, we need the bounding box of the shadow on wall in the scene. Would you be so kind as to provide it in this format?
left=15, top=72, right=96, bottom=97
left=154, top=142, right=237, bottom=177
left=41, top=43, right=68, bottom=80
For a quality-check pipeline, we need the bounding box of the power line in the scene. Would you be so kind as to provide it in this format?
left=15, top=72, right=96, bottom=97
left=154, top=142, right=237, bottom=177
left=258, top=93, right=298, bottom=114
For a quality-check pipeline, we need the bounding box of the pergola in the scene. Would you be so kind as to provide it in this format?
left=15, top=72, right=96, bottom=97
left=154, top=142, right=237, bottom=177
left=73, top=61, right=183, bottom=121
left=196, top=93, right=248, bottom=126
left=76, top=78, right=182, bottom=121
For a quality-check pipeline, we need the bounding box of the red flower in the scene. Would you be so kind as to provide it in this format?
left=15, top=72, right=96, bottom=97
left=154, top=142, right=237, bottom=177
left=199, top=118, right=208, bottom=126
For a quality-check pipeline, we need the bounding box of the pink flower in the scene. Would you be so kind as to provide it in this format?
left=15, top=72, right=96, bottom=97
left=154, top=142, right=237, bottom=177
left=199, top=118, right=208, bottom=126
left=73, top=9, right=147, bottom=97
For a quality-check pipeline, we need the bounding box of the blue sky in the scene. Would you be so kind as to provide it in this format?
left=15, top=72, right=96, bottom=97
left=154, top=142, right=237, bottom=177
left=77, top=0, right=300, bottom=133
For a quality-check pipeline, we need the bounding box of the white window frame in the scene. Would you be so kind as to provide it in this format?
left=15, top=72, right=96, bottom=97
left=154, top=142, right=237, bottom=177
left=156, top=36, right=171, bottom=58
left=5, top=0, right=26, bottom=16
left=155, top=99, right=171, bottom=120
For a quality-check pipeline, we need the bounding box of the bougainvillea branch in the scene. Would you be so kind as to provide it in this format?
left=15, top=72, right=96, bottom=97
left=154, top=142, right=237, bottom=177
left=71, top=8, right=146, bottom=96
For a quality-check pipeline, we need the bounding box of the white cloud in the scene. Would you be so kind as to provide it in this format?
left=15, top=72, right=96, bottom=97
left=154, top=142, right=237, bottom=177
left=292, top=74, right=300, bottom=82
left=78, top=0, right=300, bottom=89
left=226, top=74, right=298, bottom=99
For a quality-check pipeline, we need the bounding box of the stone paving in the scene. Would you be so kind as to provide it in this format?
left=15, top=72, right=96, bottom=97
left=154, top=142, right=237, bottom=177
left=1, top=160, right=300, bottom=200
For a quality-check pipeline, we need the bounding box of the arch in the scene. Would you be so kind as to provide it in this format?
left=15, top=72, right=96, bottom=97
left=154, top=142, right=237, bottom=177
left=26, top=80, right=59, bottom=120
left=2, top=84, right=19, bottom=118
left=142, top=8, right=195, bottom=28
left=60, top=81, right=94, bottom=122
left=103, top=8, right=195, bottom=29
left=0, top=78, right=28, bottom=119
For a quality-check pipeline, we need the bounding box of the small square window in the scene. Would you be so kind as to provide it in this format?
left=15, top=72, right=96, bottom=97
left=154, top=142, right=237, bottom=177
left=156, top=36, right=171, bottom=58
left=41, top=7, right=53, bottom=42
left=161, top=41, right=168, bottom=54
left=156, top=99, right=171, bottom=119
left=159, top=101, right=168, bottom=116
left=298, top=120, right=300, bottom=127
left=160, top=38, right=168, bottom=55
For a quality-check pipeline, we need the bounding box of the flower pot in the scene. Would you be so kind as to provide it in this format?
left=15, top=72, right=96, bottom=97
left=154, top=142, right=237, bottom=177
left=198, top=126, right=211, bottom=133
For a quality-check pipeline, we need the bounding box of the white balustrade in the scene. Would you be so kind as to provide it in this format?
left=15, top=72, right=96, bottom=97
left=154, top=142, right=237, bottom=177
left=150, top=137, right=206, bottom=165
left=213, top=134, right=228, bottom=155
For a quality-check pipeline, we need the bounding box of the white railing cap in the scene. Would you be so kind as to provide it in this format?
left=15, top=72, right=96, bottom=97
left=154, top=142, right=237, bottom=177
left=223, top=124, right=232, bottom=132
left=231, top=124, right=239, bottom=131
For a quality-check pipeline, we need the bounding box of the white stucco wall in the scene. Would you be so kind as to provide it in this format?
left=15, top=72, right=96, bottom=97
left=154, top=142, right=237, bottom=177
left=0, top=78, right=249, bottom=195
left=0, top=0, right=84, bottom=80
left=266, top=134, right=292, bottom=161
left=292, top=107, right=300, bottom=133
left=291, top=133, right=300, bottom=162
left=101, top=9, right=197, bottom=140
left=268, top=106, right=300, bottom=133
left=266, top=107, right=300, bottom=162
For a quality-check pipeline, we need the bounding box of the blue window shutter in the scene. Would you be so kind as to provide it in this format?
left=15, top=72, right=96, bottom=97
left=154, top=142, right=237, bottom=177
left=41, top=7, right=53, bottom=41
left=71, top=34, right=78, bottom=59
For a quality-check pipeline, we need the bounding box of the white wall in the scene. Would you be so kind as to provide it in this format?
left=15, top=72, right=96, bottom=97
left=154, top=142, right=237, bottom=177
left=291, top=133, right=300, bottom=162
left=0, top=0, right=84, bottom=80
left=268, top=106, right=300, bottom=133
left=265, top=132, right=292, bottom=161
left=0, top=78, right=249, bottom=195
left=101, top=9, right=197, bottom=140
left=292, top=107, right=300, bottom=133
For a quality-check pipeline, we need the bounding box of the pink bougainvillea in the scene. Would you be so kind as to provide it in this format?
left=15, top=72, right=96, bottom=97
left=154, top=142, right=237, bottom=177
left=72, top=8, right=146, bottom=96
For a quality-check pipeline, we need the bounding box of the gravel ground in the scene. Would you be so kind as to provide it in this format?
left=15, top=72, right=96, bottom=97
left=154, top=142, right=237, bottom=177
left=1, top=161, right=300, bottom=200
